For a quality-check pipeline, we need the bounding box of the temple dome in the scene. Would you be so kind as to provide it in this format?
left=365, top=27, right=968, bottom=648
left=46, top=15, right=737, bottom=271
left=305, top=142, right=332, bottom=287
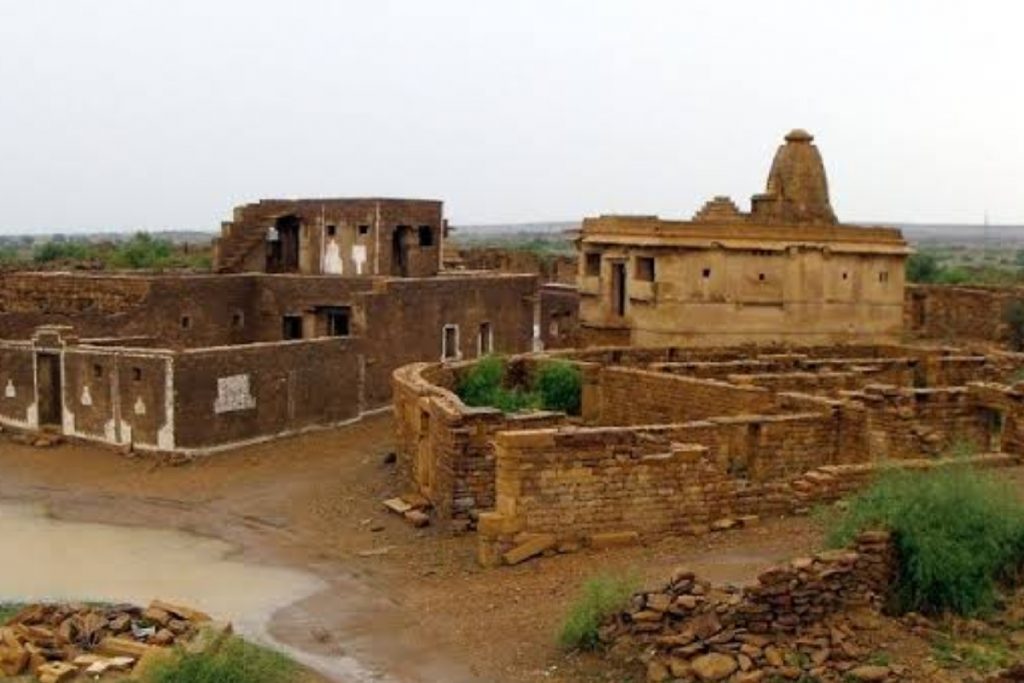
left=751, top=129, right=837, bottom=224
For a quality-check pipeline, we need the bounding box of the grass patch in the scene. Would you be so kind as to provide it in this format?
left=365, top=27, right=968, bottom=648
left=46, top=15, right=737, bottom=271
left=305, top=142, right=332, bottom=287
left=558, top=573, right=638, bottom=651
left=457, top=356, right=582, bottom=415
left=0, top=603, right=24, bottom=624
left=932, top=634, right=1015, bottom=672
left=826, top=465, right=1024, bottom=616
left=142, top=635, right=298, bottom=683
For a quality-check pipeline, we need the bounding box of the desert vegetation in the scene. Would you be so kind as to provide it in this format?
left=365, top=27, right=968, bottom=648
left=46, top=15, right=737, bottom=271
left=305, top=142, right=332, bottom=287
left=825, top=464, right=1024, bottom=616
left=0, top=232, right=211, bottom=271
left=457, top=356, right=582, bottom=415
left=142, top=635, right=299, bottom=683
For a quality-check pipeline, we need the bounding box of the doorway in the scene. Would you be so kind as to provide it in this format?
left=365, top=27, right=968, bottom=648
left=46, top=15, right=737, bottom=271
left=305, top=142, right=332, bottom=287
left=267, top=215, right=301, bottom=273
left=611, top=262, right=627, bottom=317
left=36, top=353, right=62, bottom=427
left=391, top=225, right=412, bottom=277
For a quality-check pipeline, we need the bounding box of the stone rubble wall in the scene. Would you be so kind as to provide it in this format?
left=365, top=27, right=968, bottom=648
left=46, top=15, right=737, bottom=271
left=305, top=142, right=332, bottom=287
left=601, top=531, right=897, bottom=681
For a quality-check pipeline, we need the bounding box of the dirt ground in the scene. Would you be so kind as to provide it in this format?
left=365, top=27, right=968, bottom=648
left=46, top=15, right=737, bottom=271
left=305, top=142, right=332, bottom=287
left=2, top=414, right=1009, bottom=683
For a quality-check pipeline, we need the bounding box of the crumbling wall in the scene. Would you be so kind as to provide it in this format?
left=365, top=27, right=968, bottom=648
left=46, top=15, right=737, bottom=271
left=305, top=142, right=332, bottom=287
left=906, top=284, right=1024, bottom=346
left=539, top=283, right=580, bottom=350
left=391, top=362, right=567, bottom=518
left=451, top=247, right=577, bottom=285
left=597, top=367, right=776, bottom=425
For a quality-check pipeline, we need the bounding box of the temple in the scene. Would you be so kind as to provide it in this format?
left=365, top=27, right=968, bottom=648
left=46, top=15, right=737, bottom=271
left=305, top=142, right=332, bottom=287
left=576, top=130, right=910, bottom=346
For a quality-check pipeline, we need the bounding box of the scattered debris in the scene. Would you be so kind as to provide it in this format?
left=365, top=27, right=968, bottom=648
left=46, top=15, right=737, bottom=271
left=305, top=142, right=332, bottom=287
left=0, top=600, right=219, bottom=680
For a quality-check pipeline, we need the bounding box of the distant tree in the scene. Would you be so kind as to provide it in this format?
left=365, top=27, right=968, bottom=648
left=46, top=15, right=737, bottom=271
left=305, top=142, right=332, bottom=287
left=1005, top=300, right=1024, bottom=351
left=906, top=253, right=940, bottom=283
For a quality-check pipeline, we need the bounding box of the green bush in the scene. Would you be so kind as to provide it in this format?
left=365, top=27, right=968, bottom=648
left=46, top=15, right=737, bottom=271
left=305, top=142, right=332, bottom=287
left=457, top=356, right=541, bottom=413
left=558, top=573, right=638, bottom=650
left=142, top=636, right=298, bottom=683
left=826, top=465, right=1024, bottom=616
left=535, top=360, right=582, bottom=415
left=109, top=232, right=175, bottom=269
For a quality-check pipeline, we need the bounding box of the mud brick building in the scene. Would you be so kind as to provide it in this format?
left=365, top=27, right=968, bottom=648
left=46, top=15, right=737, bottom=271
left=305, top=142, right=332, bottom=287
left=0, top=198, right=536, bottom=454
left=577, top=130, right=910, bottom=347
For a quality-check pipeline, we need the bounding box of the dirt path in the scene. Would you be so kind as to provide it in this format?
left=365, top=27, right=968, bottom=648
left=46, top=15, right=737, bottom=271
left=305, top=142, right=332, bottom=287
left=0, top=414, right=833, bottom=682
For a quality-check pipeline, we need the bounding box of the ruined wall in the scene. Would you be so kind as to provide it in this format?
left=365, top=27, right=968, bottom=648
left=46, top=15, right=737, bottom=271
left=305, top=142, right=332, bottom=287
left=597, top=367, right=776, bottom=425
left=451, top=247, right=577, bottom=285
left=480, top=418, right=1018, bottom=565
left=905, top=284, right=1024, bottom=346
left=391, top=362, right=568, bottom=518
left=172, top=338, right=363, bottom=450
left=539, top=283, right=580, bottom=350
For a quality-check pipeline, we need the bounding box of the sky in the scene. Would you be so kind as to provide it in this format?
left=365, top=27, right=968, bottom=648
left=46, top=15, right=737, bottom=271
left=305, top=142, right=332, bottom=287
left=1, top=0, right=1023, bottom=234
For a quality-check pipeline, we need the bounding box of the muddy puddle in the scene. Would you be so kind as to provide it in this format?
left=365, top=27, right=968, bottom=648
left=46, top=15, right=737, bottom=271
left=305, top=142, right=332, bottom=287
left=0, top=501, right=393, bottom=682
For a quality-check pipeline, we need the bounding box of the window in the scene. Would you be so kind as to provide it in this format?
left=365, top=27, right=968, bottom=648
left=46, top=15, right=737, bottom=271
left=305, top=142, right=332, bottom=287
left=418, top=225, right=434, bottom=247
left=325, top=307, right=351, bottom=337
left=477, top=322, right=493, bottom=356
left=585, top=252, right=601, bottom=276
left=326, top=224, right=337, bottom=237
left=132, top=367, right=142, bottom=382
left=180, top=315, right=191, bottom=330
left=358, top=225, right=370, bottom=236
left=879, top=271, right=890, bottom=283
left=232, top=311, right=244, bottom=328
left=442, top=324, right=460, bottom=361
left=92, top=364, right=103, bottom=379
left=842, top=272, right=848, bottom=280
left=758, top=273, right=766, bottom=282
left=702, top=268, right=712, bottom=279
left=635, top=256, right=655, bottom=282
left=282, top=315, right=303, bottom=340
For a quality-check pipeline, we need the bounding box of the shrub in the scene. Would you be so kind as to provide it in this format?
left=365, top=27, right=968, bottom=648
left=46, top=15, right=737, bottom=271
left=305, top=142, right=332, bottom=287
left=535, top=360, right=582, bottom=415
left=558, top=573, right=638, bottom=650
left=457, top=355, right=542, bottom=413
left=109, top=232, right=175, bottom=269
left=142, top=636, right=298, bottom=683
left=826, top=465, right=1024, bottom=616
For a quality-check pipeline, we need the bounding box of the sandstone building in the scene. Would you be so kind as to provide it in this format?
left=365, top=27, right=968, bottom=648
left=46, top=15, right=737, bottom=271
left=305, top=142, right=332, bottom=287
left=0, top=198, right=535, bottom=454
left=578, top=130, right=910, bottom=346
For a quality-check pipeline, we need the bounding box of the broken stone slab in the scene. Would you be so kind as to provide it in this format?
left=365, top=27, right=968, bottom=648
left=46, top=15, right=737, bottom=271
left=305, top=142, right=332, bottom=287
left=382, top=497, right=413, bottom=515
left=36, top=660, right=78, bottom=683
left=503, top=533, right=557, bottom=565
left=404, top=509, right=430, bottom=528
left=97, top=636, right=153, bottom=658
left=149, top=599, right=211, bottom=623
left=183, top=621, right=233, bottom=656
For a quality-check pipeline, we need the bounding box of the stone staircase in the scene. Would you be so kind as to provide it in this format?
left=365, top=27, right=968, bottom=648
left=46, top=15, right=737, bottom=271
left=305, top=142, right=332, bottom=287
left=212, top=204, right=268, bottom=273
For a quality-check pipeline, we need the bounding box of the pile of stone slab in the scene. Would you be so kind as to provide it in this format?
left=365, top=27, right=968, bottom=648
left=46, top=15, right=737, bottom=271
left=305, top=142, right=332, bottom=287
left=599, top=531, right=901, bottom=682
left=383, top=493, right=431, bottom=528
left=0, top=600, right=221, bottom=681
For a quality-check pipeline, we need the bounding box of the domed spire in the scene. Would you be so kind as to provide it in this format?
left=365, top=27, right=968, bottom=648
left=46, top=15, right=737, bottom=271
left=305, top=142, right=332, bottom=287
left=751, top=129, right=837, bottom=224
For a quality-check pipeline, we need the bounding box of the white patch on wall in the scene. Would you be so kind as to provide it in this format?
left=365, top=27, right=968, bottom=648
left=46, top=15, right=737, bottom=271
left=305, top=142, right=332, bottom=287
left=80, top=385, right=93, bottom=406
left=324, top=238, right=343, bottom=275
left=214, top=374, right=256, bottom=414
left=352, top=245, right=367, bottom=275
left=4, top=380, right=14, bottom=399
left=134, top=397, right=147, bottom=416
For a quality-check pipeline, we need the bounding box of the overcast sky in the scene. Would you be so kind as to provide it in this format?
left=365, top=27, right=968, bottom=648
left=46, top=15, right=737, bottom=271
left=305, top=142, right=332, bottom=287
left=1, top=0, right=1023, bottom=233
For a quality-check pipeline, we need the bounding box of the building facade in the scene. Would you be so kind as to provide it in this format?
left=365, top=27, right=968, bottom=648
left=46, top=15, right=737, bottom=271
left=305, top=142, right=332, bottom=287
left=577, top=130, right=910, bottom=347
